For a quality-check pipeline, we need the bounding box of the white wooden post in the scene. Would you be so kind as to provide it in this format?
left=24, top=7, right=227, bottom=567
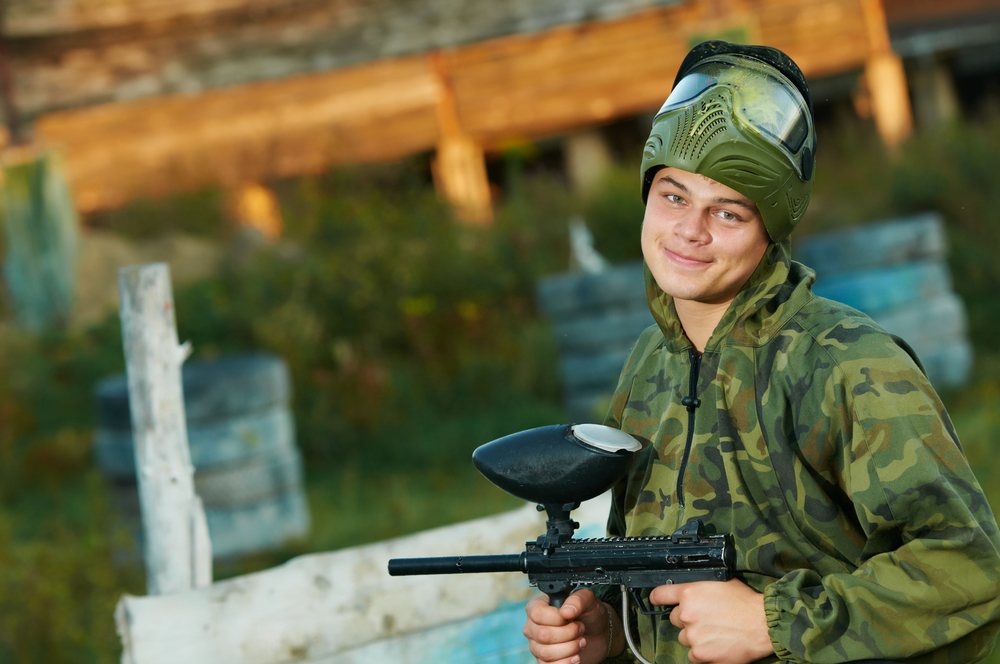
left=117, top=262, right=212, bottom=595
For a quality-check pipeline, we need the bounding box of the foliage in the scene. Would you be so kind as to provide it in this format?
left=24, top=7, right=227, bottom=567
left=0, top=325, right=142, bottom=664
left=577, top=164, right=646, bottom=265
left=85, top=188, right=229, bottom=241
left=171, top=161, right=572, bottom=464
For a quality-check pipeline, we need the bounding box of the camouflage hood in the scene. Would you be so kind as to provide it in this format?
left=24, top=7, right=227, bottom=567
left=599, top=241, right=1000, bottom=664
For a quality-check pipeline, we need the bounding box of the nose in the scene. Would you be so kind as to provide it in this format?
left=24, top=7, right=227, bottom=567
left=675, top=209, right=711, bottom=243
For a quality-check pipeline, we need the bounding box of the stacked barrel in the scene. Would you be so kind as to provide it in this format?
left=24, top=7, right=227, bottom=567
left=796, top=212, right=972, bottom=390
left=93, top=352, right=310, bottom=559
left=536, top=262, right=654, bottom=423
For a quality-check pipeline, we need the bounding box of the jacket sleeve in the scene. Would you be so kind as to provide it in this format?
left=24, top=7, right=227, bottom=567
left=763, top=351, right=1000, bottom=663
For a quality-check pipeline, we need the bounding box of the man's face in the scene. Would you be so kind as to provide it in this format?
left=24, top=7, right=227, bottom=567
left=641, top=167, right=771, bottom=308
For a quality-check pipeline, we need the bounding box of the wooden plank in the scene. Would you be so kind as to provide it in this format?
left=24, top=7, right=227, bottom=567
left=6, top=0, right=684, bottom=117
left=6, top=0, right=280, bottom=34
left=36, top=54, right=441, bottom=211
left=117, top=263, right=212, bottom=593
left=448, top=0, right=877, bottom=146
left=114, top=495, right=613, bottom=664
left=883, top=0, right=1000, bottom=27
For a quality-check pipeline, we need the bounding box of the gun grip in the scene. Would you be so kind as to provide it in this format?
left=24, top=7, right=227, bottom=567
left=541, top=580, right=576, bottom=608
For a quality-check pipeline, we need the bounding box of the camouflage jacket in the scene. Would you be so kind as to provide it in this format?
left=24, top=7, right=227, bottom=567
left=596, top=240, right=1000, bottom=664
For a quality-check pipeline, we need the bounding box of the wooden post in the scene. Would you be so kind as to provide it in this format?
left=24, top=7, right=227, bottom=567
left=909, top=55, right=960, bottom=128
left=117, top=263, right=212, bottom=595
left=430, top=52, right=493, bottom=224
left=861, top=0, right=913, bottom=148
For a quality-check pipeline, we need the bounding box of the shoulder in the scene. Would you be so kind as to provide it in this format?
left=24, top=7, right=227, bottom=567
left=620, top=323, right=669, bottom=370
left=783, top=294, right=922, bottom=373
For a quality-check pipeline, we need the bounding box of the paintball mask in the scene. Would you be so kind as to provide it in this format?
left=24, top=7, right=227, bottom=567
left=641, top=41, right=817, bottom=241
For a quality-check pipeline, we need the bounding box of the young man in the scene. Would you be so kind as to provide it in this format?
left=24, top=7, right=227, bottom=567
left=522, top=41, right=1000, bottom=664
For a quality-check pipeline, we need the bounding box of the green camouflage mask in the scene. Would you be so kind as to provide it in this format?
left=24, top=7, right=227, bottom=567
left=641, top=51, right=816, bottom=242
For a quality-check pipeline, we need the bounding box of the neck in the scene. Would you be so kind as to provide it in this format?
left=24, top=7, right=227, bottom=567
left=674, top=299, right=733, bottom=352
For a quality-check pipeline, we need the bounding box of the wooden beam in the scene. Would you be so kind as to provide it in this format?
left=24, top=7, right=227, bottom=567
left=36, top=54, right=441, bottom=212
left=114, top=496, right=612, bottom=663
left=5, top=0, right=277, bottom=35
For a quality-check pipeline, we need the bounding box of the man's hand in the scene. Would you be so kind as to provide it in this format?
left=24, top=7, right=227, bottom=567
left=523, top=589, right=624, bottom=664
left=650, top=578, right=774, bottom=664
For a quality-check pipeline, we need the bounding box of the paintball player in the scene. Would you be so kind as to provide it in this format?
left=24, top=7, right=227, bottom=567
left=522, top=41, right=1000, bottom=664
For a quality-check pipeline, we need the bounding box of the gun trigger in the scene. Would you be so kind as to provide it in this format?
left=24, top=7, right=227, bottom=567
left=630, top=588, right=674, bottom=617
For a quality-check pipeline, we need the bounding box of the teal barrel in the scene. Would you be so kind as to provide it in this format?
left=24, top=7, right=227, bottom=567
left=536, top=263, right=654, bottom=423
left=795, top=212, right=972, bottom=390
left=0, top=151, right=80, bottom=330
left=93, top=352, right=310, bottom=559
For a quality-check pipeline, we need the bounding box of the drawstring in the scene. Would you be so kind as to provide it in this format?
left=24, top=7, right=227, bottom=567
left=676, top=348, right=701, bottom=506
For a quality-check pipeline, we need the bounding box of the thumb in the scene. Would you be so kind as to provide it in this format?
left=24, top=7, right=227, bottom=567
left=558, top=589, right=602, bottom=621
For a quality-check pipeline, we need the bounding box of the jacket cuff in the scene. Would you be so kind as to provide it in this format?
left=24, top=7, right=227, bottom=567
left=763, top=579, right=795, bottom=662
left=594, top=590, right=642, bottom=664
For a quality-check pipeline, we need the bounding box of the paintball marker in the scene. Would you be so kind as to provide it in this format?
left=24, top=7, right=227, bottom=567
left=387, top=423, right=735, bottom=662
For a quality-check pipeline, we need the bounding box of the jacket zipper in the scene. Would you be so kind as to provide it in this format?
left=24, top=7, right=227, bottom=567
left=677, top=348, right=702, bottom=507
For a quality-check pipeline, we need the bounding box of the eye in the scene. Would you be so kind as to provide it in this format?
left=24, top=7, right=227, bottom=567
left=665, top=193, right=685, bottom=204
left=719, top=210, right=738, bottom=221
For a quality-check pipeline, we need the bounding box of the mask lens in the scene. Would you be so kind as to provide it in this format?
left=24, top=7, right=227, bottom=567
left=655, top=56, right=814, bottom=178
left=734, top=74, right=809, bottom=155
left=656, top=66, right=726, bottom=114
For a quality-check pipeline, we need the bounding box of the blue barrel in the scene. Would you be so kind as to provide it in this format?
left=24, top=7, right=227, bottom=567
left=795, top=212, right=972, bottom=390
left=536, top=262, right=654, bottom=422
left=93, top=352, right=310, bottom=559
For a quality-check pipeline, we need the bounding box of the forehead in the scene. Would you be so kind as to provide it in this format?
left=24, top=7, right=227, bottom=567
left=653, top=166, right=725, bottom=189
left=653, top=167, right=757, bottom=205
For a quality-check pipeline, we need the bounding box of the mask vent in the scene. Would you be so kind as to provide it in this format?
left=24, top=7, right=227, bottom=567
left=670, top=96, right=729, bottom=161
left=787, top=191, right=810, bottom=221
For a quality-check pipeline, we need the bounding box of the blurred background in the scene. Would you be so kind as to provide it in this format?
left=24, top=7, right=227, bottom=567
left=2, top=0, right=1000, bottom=661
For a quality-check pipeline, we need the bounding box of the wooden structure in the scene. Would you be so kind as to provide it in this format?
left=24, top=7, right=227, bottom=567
left=883, top=0, right=1000, bottom=127
left=0, top=0, right=911, bottom=220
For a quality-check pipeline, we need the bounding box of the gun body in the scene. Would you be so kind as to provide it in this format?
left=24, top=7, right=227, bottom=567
left=388, top=521, right=735, bottom=612
left=527, top=532, right=733, bottom=597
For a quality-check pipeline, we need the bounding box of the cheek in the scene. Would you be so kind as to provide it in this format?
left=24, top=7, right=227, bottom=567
left=639, top=214, right=654, bottom=249
left=640, top=205, right=666, bottom=246
left=733, top=235, right=770, bottom=276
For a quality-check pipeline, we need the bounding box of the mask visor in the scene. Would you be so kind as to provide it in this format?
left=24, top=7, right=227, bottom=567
left=655, top=55, right=813, bottom=179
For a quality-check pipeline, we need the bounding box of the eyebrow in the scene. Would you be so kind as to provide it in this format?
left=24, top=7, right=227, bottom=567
left=656, top=174, right=758, bottom=212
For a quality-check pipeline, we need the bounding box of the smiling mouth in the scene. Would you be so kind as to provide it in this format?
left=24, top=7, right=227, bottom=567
left=665, top=248, right=711, bottom=265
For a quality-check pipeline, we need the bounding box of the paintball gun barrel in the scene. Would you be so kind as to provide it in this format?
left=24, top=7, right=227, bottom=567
left=388, top=515, right=735, bottom=613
